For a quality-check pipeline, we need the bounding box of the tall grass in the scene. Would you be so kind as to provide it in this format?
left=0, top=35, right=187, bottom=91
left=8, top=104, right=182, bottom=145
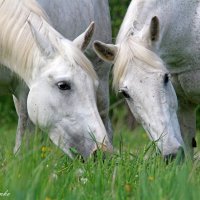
left=1, top=117, right=200, bottom=200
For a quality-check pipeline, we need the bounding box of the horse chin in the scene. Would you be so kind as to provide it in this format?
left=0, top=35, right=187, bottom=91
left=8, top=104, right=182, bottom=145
left=157, top=137, right=183, bottom=158
left=48, top=127, right=98, bottom=159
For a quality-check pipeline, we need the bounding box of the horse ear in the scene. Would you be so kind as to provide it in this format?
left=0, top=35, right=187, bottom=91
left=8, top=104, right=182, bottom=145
left=73, top=22, right=95, bottom=51
left=28, top=21, right=57, bottom=58
left=150, top=16, right=159, bottom=42
left=93, top=40, right=119, bottom=63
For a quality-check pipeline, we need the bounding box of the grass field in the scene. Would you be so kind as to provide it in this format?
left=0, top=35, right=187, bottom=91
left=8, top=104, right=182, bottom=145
left=2, top=0, right=200, bottom=199
left=1, top=98, right=200, bottom=200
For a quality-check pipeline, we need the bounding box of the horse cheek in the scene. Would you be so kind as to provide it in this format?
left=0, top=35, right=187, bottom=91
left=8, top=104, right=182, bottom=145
left=27, top=86, right=53, bottom=129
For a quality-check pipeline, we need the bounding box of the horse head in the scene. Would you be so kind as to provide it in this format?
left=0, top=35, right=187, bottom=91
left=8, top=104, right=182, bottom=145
left=27, top=22, right=112, bottom=159
left=93, top=16, right=184, bottom=159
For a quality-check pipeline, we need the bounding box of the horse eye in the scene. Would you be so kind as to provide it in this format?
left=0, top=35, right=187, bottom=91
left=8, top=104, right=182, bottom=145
left=57, top=81, right=71, bottom=90
left=164, top=73, right=169, bottom=85
left=120, top=90, right=131, bottom=99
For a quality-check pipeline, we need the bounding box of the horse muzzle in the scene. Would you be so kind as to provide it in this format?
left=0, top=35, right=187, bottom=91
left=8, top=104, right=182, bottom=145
left=163, top=146, right=185, bottom=163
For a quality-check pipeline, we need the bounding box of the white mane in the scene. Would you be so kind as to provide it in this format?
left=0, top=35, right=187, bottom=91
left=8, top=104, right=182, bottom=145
left=0, top=0, right=97, bottom=83
left=113, top=37, right=166, bottom=91
left=113, top=0, right=167, bottom=90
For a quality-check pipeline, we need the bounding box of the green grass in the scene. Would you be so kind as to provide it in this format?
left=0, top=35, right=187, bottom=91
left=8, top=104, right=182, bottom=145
left=2, top=1, right=200, bottom=199
left=1, top=105, right=200, bottom=200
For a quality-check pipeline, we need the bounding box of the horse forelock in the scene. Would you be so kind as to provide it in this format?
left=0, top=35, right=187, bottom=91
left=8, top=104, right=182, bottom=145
left=113, top=37, right=166, bottom=91
left=43, top=24, right=97, bottom=82
left=54, top=39, right=98, bottom=82
left=0, top=0, right=97, bottom=83
left=71, top=48, right=98, bottom=82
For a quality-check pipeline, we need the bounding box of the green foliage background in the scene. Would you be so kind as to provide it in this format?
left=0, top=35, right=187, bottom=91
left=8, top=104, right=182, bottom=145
left=109, top=0, right=130, bottom=38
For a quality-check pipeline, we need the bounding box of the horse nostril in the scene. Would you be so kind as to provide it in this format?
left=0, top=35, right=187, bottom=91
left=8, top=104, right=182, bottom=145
left=164, top=147, right=185, bottom=164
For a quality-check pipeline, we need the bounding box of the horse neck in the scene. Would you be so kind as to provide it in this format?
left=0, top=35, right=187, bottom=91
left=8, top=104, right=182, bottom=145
left=0, top=0, right=54, bottom=87
left=116, top=0, right=174, bottom=45
left=116, top=0, right=197, bottom=46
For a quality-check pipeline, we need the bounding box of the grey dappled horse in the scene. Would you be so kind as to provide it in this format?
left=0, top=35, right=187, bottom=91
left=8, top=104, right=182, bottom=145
left=93, top=0, right=200, bottom=158
left=0, top=0, right=112, bottom=159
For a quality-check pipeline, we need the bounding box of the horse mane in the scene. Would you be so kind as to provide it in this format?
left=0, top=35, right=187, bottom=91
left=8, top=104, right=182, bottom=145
left=113, top=36, right=166, bottom=91
left=0, top=0, right=97, bottom=83
left=113, top=0, right=167, bottom=91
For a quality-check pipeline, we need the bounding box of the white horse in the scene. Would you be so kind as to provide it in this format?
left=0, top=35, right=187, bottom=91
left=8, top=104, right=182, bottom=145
left=37, top=0, right=113, bottom=140
left=92, top=0, right=200, bottom=158
left=0, top=0, right=112, bottom=159
left=11, top=0, right=113, bottom=154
